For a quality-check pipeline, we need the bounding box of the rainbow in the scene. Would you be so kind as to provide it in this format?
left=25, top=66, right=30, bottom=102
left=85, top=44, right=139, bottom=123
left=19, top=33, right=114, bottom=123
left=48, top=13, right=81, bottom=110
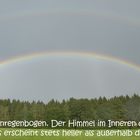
left=0, top=51, right=140, bottom=72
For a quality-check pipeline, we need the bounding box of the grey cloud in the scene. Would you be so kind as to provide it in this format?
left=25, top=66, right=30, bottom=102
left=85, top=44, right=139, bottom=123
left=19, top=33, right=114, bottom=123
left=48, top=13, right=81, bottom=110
left=0, top=0, right=140, bottom=101
left=0, top=58, right=140, bottom=102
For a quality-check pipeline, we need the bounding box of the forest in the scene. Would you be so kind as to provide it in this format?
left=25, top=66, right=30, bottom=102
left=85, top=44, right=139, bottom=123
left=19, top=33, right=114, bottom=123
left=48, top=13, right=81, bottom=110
left=0, top=94, right=140, bottom=125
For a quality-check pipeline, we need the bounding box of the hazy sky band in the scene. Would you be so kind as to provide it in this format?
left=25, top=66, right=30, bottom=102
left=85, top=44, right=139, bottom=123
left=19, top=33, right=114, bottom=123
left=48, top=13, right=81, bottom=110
left=0, top=11, right=140, bottom=28
left=0, top=51, right=140, bottom=72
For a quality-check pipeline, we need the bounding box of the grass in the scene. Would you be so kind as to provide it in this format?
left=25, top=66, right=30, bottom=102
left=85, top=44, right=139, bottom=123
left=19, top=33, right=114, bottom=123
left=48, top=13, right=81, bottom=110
left=0, top=129, right=139, bottom=140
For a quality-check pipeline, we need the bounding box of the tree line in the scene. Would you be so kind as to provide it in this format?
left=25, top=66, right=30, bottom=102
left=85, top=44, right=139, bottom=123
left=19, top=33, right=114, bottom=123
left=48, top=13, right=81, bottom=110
left=0, top=94, right=140, bottom=122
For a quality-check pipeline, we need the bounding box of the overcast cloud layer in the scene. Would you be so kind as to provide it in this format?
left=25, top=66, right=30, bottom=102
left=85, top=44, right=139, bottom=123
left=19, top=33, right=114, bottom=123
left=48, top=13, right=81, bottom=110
left=0, top=0, right=140, bottom=102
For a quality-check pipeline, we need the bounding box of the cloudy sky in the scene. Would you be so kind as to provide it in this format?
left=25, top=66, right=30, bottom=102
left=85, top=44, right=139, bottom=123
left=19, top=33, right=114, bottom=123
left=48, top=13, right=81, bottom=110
left=0, top=0, right=140, bottom=102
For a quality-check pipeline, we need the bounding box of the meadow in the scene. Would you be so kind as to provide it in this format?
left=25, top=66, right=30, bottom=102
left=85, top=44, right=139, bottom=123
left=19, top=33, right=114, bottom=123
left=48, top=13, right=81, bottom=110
left=0, top=129, right=140, bottom=140
left=0, top=135, right=139, bottom=140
